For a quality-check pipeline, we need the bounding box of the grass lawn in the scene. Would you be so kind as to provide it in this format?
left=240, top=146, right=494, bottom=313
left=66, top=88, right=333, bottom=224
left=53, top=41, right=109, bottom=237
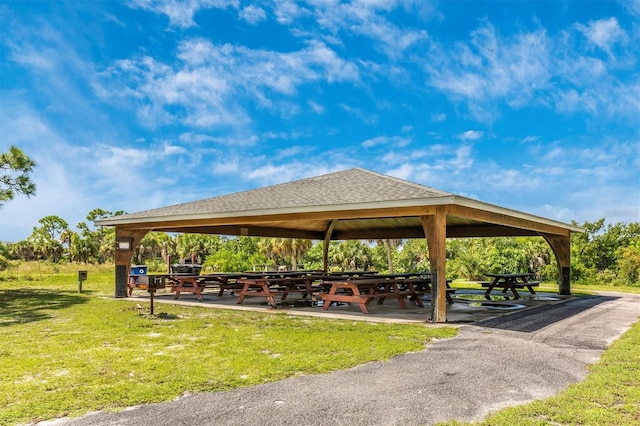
left=1, top=263, right=639, bottom=425
left=0, top=264, right=457, bottom=424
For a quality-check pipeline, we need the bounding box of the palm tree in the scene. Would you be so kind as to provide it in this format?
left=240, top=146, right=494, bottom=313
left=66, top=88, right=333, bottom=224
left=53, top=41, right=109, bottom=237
left=368, top=239, right=403, bottom=273
left=269, top=238, right=312, bottom=270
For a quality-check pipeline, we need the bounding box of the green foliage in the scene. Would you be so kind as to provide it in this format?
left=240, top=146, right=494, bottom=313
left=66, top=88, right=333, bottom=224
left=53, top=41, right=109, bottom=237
left=256, top=238, right=313, bottom=270
left=328, top=240, right=375, bottom=271
left=617, top=242, right=640, bottom=285
left=394, top=239, right=430, bottom=272
left=300, top=242, right=325, bottom=270
left=203, top=237, right=269, bottom=272
left=4, top=207, right=640, bottom=290
left=0, top=145, right=36, bottom=206
left=572, top=219, right=640, bottom=275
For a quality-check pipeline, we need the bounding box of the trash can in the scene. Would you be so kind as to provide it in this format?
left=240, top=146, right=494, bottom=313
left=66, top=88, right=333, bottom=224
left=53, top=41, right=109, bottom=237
left=129, top=265, right=148, bottom=286
left=130, top=265, right=148, bottom=275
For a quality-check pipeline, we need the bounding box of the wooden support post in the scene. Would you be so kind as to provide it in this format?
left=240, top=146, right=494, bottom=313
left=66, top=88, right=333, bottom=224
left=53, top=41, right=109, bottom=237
left=114, top=227, right=150, bottom=298
left=322, top=219, right=337, bottom=272
left=541, top=233, right=571, bottom=296
left=421, top=206, right=448, bottom=323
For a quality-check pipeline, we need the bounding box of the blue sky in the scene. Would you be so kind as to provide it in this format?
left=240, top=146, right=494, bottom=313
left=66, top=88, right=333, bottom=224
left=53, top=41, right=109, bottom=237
left=1, top=0, right=639, bottom=242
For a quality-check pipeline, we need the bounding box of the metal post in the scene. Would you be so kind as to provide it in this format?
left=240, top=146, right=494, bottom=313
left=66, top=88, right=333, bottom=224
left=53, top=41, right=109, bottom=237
left=430, top=271, right=438, bottom=322
left=115, top=265, right=128, bottom=298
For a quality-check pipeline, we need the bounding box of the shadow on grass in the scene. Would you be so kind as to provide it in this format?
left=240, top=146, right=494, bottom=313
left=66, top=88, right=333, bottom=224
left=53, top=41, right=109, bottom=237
left=473, top=294, right=618, bottom=332
left=0, top=288, right=89, bottom=327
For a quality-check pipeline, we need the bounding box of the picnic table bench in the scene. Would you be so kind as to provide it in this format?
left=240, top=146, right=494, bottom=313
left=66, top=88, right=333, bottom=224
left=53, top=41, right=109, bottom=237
left=395, top=278, right=456, bottom=304
left=482, top=273, right=539, bottom=300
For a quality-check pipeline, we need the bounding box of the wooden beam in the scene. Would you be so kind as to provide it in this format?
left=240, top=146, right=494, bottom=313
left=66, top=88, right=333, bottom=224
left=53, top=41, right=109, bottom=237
left=541, top=233, right=571, bottom=295
left=151, top=225, right=323, bottom=240
left=447, top=205, right=571, bottom=236
left=420, top=206, right=448, bottom=323
left=115, top=205, right=438, bottom=230
left=446, top=225, right=538, bottom=238
left=323, top=219, right=338, bottom=272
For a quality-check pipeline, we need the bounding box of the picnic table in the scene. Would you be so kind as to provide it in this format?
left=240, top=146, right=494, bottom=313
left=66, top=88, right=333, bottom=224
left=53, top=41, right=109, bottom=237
left=167, top=275, right=207, bottom=301
left=199, top=273, right=247, bottom=296
left=319, top=278, right=409, bottom=314
left=482, top=273, right=540, bottom=300
left=236, top=276, right=320, bottom=307
left=361, top=273, right=456, bottom=303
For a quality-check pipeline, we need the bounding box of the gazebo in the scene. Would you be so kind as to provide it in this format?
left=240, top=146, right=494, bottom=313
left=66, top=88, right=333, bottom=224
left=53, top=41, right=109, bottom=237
left=95, top=168, right=582, bottom=322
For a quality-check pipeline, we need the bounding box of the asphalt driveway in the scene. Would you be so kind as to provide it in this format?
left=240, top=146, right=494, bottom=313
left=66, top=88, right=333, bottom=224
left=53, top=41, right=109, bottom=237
left=46, top=292, right=640, bottom=426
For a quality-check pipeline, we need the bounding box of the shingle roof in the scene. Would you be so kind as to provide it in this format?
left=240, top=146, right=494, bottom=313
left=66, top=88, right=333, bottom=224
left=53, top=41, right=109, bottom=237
left=108, top=168, right=453, bottom=221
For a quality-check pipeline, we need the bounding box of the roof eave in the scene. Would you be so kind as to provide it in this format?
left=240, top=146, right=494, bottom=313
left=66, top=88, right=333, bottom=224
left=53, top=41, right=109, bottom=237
left=94, top=196, right=457, bottom=226
left=451, top=196, right=584, bottom=233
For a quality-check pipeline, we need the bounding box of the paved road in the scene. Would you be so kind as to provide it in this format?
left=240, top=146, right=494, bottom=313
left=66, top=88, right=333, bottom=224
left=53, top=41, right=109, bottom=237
left=47, top=292, right=639, bottom=426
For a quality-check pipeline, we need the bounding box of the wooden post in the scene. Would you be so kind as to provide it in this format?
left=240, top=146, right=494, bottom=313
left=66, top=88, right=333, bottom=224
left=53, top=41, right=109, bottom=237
left=322, top=219, right=337, bottom=272
left=114, top=227, right=150, bottom=298
left=542, top=233, right=571, bottom=295
left=421, top=206, right=448, bottom=323
left=77, top=270, right=87, bottom=293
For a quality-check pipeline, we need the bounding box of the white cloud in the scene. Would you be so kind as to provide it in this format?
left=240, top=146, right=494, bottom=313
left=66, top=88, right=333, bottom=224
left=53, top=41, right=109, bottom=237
left=281, top=0, right=431, bottom=59
left=521, top=136, right=540, bottom=143
left=273, top=0, right=309, bottom=24
left=618, top=0, right=640, bottom=17
left=424, top=18, right=639, bottom=123
left=386, top=163, right=413, bottom=180
left=361, top=135, right=388, bottom=148
left=431, top=113, right=446, bottom=122
left=129, top=0, right=239, bottom=28
left=458, top=130, right=484, bottom=141
left=277, top=145, right=310, bottom=157
left=308, top=100, right=325, bottom=114
left=211, top=158, right=239, bottom=174
left=96, top=38, right=360, bottom=131
left=575, top=17, right=627, bottom=56
left=361, top=135, right=413, bottom=148
left=339, top=103, right=377, bottom=124
left=239, top=5, right=266, bottom=24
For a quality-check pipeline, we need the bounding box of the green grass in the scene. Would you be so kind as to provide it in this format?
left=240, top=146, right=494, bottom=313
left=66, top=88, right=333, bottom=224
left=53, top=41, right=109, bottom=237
left=0, top=266, right=457, bottom=425
left=2, top=265, right=639, bottom=425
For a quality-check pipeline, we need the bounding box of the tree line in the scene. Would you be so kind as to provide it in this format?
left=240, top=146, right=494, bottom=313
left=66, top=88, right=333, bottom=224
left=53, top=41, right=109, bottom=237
left=1, top=146, right=638, bottom=285
left=0, top=210, right=638, bottom=286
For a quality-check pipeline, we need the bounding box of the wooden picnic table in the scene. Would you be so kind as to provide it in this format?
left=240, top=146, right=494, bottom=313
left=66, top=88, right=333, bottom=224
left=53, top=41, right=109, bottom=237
left=319, top=278, right=409, bottom=314
left=167, top=275, right=207, bottom=301
left=198, top=273, right=247, bottom=296
left=482, top=273, right=539, bottom=300
left=236, top=276, right=320, bottom=307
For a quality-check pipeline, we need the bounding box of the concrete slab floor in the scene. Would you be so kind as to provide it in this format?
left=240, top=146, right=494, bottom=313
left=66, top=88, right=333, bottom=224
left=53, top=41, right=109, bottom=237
left=119, top=288, right=575, bottom=325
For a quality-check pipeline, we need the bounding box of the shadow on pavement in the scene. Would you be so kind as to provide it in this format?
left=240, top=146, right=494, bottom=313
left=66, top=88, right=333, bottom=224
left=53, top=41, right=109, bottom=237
left=472, top=294, right=619, bottom=332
